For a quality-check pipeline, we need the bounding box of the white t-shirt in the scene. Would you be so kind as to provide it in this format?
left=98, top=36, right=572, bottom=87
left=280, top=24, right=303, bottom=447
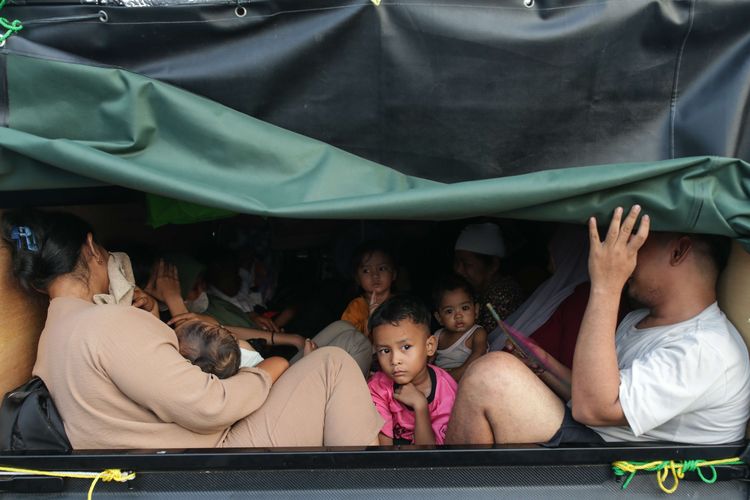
left=592, top=303, right=750, bottom=444
left=239, top=347, right=264, bottom=368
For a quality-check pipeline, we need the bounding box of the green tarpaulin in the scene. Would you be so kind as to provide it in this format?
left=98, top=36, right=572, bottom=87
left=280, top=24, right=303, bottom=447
left=1, top=53, right=749, bottom=247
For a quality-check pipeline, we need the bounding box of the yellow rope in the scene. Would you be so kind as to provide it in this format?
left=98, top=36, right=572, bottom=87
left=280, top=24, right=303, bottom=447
left=612, top=457, right=743, bottom=494
left=0, top=466, right=135, bottom=500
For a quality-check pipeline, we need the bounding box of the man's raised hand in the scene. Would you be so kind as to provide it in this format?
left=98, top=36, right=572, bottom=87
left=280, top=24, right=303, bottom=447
left=588, top=205, right=650, bottom=293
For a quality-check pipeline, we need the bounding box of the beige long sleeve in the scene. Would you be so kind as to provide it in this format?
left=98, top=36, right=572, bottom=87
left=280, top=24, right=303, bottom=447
left=35, top=297, right=271, bottom=449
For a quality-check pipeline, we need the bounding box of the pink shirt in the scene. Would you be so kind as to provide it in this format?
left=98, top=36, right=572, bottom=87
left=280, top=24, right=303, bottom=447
left=368, top=365, right=457, bottom=444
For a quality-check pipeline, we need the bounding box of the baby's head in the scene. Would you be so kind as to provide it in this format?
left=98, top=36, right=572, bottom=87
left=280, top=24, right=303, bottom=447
left=369, top=295, right=436, bottom=385
left=175, top=321, right=240, bottom=379
left=351, top=241, right=397, bottom=298
left=432, top=274, right=479, bottom=335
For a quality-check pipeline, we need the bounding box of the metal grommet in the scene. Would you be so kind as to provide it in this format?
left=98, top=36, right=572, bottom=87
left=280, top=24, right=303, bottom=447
left=235, top=5, right=246, bottom=17
left=524, top=0, right=534, bottom=7
left=99, top=10, right=109, bottom=22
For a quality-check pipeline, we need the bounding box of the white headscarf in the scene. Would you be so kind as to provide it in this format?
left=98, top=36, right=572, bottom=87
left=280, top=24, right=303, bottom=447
left=489, top=224, right=589, bottom=350
left=455, top=223, right=506, bottom=257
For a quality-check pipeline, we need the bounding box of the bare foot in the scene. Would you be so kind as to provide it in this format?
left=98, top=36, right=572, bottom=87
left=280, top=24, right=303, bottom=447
left=303, top=338, right=318, bottom=356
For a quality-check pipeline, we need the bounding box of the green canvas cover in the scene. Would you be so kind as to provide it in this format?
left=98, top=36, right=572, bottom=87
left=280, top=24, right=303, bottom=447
left=1, top=53, right=749, bottom=247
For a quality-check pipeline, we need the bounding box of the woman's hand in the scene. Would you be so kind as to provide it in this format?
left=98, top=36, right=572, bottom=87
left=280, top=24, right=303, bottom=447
left=249, top=312, right=279, bottom=332
left=168, top=312, right=219, bottom=328
left=146, top=260, right=182, bottom=303
left=132, top=288, right=159, bottom=318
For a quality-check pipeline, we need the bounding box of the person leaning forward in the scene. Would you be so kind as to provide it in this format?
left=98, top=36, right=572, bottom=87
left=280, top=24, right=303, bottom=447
left=2, top=209, right=382, bottom=450
left=446, top=205, right=750, bottom=445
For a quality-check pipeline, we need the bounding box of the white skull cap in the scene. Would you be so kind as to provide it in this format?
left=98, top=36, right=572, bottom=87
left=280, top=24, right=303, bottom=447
left=454, top=223, right=506, bottom=257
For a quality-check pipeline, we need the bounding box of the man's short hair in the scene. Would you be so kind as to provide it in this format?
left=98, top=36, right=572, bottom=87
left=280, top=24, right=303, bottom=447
left=369, top=294, right=431, bottom=332
left=690, top=233, right=731, bottom=274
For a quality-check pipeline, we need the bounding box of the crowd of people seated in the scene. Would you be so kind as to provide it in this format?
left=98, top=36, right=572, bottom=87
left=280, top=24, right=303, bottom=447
left=2, top=204, right=749, bottom=449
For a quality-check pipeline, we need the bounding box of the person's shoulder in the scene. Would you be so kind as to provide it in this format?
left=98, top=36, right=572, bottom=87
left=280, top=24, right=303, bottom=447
left=83, top=304, right=173, bottom=339
left=206, top=294, right=243, bottom=314
left=490, top=274, right=522, bottom=290
left=367, top=371, right=394, bottom=395
left=468, top=324, right=486, bottom=337
left=367, top=370, right=392, bottom=387
left=348, top=296, right=368, bottom=308
left=80, top=302, right=148, bottom=322
left=617, top=308, right=650, bottom=332
left=431, top=365, right=458, bottom=390
left=693, top=304, right=747, bottom=348
left=485, top=276, right=525, bottom=304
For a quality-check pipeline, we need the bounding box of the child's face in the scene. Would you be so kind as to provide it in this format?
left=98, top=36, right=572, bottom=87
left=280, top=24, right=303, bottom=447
left=435, top=288, right=478, bottom=334
left=373, top=319, right=436, bottom=386
left=356, top=250, right=396, bottom=296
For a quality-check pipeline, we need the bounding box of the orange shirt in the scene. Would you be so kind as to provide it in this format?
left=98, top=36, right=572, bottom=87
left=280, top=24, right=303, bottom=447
left=341, top=297, right=370, bottom=337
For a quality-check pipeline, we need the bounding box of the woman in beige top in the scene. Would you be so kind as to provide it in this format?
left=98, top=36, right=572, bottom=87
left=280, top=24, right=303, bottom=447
left=1, top=209, right=382, bottom=449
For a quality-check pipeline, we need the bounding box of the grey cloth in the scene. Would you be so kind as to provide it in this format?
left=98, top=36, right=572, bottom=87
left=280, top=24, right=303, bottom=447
left=290, top=320, right=373, bottom=377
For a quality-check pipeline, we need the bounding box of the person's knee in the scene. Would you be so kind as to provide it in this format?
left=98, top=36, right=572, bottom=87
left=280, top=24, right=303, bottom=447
left=460, top=351, right=525, bottom=396
left=327, top=320, right=357, bottom=332
left=310, top=345, right=355, bottom=368
left=320, top=320, right=359, bottom=338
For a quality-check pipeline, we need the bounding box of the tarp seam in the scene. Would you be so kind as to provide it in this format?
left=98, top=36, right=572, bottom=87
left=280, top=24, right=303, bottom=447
left=669, top=0, right=696, bottom=159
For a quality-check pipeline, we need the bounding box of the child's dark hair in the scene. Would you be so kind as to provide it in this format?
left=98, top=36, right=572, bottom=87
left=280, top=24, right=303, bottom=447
left=1, top=208, right=95, bottom=293
left=369, top=294, right=431, bottom=332
left=432, top=274, right=476, bottom=311
left=176, top=322, right=241, bottom=379
left=350, top=240, right=397, bottom=276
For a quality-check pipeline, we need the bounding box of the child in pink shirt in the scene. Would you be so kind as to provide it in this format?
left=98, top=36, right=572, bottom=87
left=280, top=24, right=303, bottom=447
left=368, top=295, right=458, bottom=445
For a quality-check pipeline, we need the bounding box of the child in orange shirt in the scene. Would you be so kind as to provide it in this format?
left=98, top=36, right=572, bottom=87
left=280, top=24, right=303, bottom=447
left=341, top=241, right=397, bottom=339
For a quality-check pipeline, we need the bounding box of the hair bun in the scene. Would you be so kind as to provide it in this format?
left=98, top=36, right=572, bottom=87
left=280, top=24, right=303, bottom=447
left=1, top=209, right=94, bottom=293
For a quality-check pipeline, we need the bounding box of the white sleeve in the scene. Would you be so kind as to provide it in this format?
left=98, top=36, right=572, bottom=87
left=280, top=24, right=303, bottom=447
left=618, top=336, right=724, bottom=437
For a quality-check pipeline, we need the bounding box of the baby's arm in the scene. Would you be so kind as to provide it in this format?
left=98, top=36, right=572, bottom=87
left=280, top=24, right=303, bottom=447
left=446, top=327, right=488, bottom=382
left=225, top=325, right=306, bottom=351
left=254, top=357, right=289, bottom=383
left=394, top=383, right=435, bottom=445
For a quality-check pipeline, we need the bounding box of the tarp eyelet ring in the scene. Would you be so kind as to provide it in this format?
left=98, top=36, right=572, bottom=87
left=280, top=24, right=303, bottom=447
left=98, top=10, right=109, bottom=22
left=235, top=5, right=246, bottom=17
left=524, top=0, right=534, bottom=7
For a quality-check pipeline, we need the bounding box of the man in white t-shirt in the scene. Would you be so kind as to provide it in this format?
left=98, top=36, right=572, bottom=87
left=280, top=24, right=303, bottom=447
left=446, top=205, right=750, bottom=445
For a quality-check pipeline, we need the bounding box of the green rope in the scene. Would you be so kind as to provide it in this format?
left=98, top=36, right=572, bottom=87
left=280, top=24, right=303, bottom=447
left=612, top=458, right=745, bottom=493
left=0, top=0, right=23, bottom=44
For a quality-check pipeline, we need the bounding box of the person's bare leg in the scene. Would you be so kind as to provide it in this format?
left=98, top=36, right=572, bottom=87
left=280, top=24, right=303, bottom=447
left=445, top=352, right=565, bottom=444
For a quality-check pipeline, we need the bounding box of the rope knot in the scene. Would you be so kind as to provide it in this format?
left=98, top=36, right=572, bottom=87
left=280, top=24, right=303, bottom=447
left=99, top=469, right=136, bottom=483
